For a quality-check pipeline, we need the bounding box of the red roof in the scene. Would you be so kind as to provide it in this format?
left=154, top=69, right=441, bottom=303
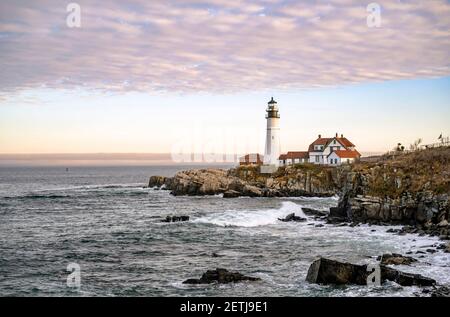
left=332, top=150, right=361, bottom=159
left=279, top=152, right=309, bottom=160
left=308, top=136, right=356, bottom=151
left=308, top=138, right=332, bottom=152
left=334, top=137, right=355, bottom=148
left=286, top=151, right=309, bottom=159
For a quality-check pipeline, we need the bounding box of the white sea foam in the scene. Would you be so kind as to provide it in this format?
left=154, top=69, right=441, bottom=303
left=192, top=201, right=306, bottom=227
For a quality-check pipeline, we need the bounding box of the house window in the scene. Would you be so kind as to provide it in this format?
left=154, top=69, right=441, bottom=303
left=315, top=156, right=319, bottom=163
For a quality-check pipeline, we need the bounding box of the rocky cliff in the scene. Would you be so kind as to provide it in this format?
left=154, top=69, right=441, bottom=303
left=330, top=147, right=449, bottom=233
left=149, top=164, right=338, bottom=197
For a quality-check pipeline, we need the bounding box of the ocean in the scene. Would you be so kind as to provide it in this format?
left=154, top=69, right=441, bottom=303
left=0, top=165, right=449, bottom=297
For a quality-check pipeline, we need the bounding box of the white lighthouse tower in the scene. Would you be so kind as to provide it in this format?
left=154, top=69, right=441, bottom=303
left=263, top=97, right=281, bottom=168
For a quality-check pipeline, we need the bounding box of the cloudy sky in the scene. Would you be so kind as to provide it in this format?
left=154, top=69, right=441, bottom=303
left=0, top=0, right=449, bottom=157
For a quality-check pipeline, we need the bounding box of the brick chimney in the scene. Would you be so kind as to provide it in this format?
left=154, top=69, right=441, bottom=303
left=335, top=132, right=338, bottom=137
left=318, top=134, right=321, bottom=138
left=341, top=134, right=344, bottom=138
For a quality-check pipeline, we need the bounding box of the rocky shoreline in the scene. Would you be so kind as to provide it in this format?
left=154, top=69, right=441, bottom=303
left=150, top=148, right=449, bottom=295
left=149, top=147, right=449, bottom=240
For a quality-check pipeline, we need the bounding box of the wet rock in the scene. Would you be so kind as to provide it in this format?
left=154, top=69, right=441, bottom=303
left=278, top=213, right=307, bottom=222
left=306, top=257, right=435, bottom=287
left=162, top=215, right=190, bottom=223
left=306, top=258, right=368, bottom=285
left=428, top=286, right=450, bottom=297
left=183, top=268, right=261, bottom=284
left=301, top=208, right=328, bottom=217
left=426, top=249, right=437, bottom=254
left=377, top=253, right=417, bottom=266
left=148, top=175, right=168, bottom=188
left=223, top=190, right=240, bottom=198
left=381, top=265, right=436, bottom=287
left=242, top=185, right=263, bottom=197
left=438, top=219, right=449, bottom=227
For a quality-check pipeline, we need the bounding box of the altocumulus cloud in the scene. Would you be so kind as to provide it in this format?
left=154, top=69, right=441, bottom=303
left=0, top=0, right=449, bottom=94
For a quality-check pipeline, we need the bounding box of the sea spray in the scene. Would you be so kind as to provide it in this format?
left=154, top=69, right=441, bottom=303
left=192, top=201, right=307, bottom=227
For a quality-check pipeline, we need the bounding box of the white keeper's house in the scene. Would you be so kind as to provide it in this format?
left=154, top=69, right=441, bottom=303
left=279, top=133, right=361, bottom=166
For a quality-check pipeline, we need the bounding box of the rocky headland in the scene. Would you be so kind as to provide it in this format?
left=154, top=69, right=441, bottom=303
left=150, top=147, right=449, bottom=295
left=150, top=147, right=449, bottom=237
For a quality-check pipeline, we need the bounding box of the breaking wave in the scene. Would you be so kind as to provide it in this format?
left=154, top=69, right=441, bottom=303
left=193, top=201, right=306, bottom=227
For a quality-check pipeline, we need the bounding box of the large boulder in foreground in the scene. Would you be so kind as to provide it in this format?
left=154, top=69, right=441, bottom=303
left=183, top=268, right=261, bottom=284
left=306, top=257, right=435, bottom=287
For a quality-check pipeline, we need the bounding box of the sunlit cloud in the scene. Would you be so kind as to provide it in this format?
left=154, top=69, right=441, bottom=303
left=0, top=0, right=449, bottom=95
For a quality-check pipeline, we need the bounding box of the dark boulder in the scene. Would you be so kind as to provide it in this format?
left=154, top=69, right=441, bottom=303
left=381, top=265, right=435, bottom=287
left=377, top=253, right=417, bottom=266
left=427, top=286, right=450, bottom=297
left=327, top=191, right=352, bottom=223
left=306, top=258, right=368, bottom=285
left=223, top=190, right=241, bottom=198
left=306, top=257, right=435, bottom=287
left=183, top=268, right=261, bottom=284
left=278, top=213, right=307, bottom=222
left=302, top=208, right=328, bottom=217
left=162, top=215, right=190, bottom=223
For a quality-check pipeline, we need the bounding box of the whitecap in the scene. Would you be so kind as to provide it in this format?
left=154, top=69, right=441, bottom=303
left=192, top=201, right=306, bottom=227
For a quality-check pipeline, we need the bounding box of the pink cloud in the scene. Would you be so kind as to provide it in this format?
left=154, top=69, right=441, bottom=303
left=0, top=0, right=449, bottom=95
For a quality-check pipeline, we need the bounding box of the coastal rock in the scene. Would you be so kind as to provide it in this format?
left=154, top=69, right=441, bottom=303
left=306, top=258, right=368, bottom=285
left=377, top=253, right=417, bottom=266
left=182, top=268, right=261, bottom=284
left=306, top=257, right=435, bottom=287
left=301, top=207, right=328, bottom=217
left=438, top=219, right=449, bottom=227
left=161, top=215, right=189, bottom=223
left=148, top=147, right=449, bottom=231
left=278, top=213, right=307, bottom=222
left=223, top=190, right=241, bottom=198
left=148, top=176, right=168, bottom=188
left=242, top=185, right=263, bottom=197
left=428, top=286, right=450, bottom=297
left=149, top=164, right=337, bottom=198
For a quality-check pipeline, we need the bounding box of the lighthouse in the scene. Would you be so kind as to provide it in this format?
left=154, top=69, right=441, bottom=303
left=263, top=97, right=281, bottom=167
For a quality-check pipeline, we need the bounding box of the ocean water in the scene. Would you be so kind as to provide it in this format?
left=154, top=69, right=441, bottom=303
left=0, top=165, right=449, bottom=297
